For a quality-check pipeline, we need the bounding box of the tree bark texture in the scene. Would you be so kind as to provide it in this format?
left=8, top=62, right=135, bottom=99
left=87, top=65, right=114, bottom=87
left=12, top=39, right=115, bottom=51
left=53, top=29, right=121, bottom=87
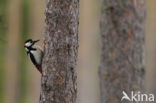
left=40, top=0, right=79, bottom=103
left=99, top=0, right=145, bottom=103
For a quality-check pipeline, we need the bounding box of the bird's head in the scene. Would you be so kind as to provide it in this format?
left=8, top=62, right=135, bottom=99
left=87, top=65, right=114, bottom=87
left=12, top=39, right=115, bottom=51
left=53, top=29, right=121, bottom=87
left=24, top=39, right=39, bottom=48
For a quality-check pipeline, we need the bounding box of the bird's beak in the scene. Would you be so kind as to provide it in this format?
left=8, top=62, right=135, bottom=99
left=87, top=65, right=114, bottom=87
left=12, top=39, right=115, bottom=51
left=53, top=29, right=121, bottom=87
left=33, top=40, right=40, bottom=44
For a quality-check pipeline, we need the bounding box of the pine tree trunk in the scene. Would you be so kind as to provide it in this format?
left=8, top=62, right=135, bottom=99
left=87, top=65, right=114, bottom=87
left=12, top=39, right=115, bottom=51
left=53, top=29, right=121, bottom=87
left=40, top=0, right=79, bottom=103
left=99, top=0, right=145, bottom=103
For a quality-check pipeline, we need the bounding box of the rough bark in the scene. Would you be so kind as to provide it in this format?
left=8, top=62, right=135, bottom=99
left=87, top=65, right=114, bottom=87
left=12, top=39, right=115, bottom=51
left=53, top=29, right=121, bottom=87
left=99, top=0, right=145, bottom=103
left=40, top=0, right=79, bottom=103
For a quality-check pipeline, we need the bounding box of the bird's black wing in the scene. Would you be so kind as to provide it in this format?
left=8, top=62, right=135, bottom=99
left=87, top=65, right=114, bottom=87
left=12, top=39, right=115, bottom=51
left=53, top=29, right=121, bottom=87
left=29, top=52, right=39, bottom=68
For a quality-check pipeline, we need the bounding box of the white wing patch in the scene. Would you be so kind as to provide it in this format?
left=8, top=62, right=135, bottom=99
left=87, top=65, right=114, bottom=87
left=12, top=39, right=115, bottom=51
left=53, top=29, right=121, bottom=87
left=30, top=50, right=41, bottom=64
left=30, top=45, right=43, bottom=64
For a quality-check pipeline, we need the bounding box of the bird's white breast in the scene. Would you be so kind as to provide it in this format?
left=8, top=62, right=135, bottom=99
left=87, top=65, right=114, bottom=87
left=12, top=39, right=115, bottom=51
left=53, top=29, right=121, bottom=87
left=25, top=47, right=29, bottom=52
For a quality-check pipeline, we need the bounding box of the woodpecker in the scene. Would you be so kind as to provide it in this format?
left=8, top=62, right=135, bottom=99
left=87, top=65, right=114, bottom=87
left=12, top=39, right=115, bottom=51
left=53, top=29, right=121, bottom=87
left=24, top=39, right=43, bottom=73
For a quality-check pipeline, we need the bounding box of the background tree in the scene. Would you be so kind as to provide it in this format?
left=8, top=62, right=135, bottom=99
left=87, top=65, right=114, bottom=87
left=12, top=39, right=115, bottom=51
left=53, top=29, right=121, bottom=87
left=39, top=0, right=79, bottom=103
left=99, top=0, right=145, bottom=103
left=146, top=0, right=156, bottom=96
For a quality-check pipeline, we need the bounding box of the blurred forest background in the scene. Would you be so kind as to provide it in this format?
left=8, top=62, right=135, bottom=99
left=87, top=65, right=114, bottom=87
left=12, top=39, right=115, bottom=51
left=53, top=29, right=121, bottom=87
left=0, top=0, right=155, bottom=103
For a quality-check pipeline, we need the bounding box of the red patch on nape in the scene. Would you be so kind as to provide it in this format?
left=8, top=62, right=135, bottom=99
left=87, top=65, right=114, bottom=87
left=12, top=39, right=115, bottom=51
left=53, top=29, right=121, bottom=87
left=24, top=43, right=26, bottom=46
left=38, top=66, right=42, bottom=73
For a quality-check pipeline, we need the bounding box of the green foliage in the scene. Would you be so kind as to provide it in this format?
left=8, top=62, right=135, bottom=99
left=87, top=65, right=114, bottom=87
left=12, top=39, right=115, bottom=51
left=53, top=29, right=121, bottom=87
left=21, top=0, right=30, bottom=36
left=17, top=0, right=31, bottom=103
left=0, top=0, right=8, bottom=103
left=0, top=0, right=8, bottom=34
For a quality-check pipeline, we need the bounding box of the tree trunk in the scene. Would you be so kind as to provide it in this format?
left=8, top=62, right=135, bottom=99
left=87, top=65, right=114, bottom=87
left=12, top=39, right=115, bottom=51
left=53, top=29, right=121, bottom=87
left=40, top=0, right=79, bottom=103
left=5, top=0, right=21, bottom=103
left=99, top=0, right=145, bottom=103
left=146, top=0, right=156, bottom=95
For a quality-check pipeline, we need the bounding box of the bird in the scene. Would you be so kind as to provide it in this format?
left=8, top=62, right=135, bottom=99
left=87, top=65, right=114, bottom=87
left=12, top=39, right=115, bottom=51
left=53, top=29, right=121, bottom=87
left=24, top=39, right=44, bottom=73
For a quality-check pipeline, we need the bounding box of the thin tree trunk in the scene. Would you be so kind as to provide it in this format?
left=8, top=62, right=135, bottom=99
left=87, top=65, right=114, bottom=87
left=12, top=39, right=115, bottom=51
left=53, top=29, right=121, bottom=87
left=99, top=0, right=145, bottom=103
left=40, top=0, right=79, bottom=103
left=4, top=0, right=21, bottom=103
left=146, top=0, right=156, bottom=95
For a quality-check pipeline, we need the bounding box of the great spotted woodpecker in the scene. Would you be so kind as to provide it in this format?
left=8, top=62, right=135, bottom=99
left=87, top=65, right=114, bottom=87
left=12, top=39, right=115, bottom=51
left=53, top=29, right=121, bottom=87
left=24, top=39, right=43, bottom=73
